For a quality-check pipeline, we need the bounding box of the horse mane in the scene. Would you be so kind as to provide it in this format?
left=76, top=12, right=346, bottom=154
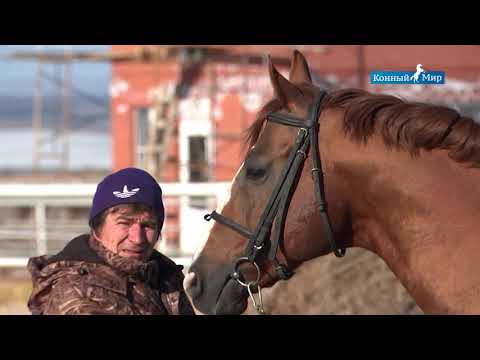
left=245, top=87, right=480, bottom=167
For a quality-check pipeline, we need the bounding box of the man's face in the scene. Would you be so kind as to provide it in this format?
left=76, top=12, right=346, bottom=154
left=95, top=206, right=159, bottom=261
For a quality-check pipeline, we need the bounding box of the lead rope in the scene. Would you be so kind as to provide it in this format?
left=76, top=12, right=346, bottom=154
left=232, top=258, right=268, bottom=315
left=247, top=282, right=267, bottom=315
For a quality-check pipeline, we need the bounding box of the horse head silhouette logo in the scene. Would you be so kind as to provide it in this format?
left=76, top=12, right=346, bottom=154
left=411, top=64, right=425, bottom=83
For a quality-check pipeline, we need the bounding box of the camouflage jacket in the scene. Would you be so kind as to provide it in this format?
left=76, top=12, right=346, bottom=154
left=27, top=234, right=195, bottom=315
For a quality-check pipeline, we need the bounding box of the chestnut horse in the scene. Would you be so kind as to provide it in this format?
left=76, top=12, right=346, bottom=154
left=184, top=50, right=480, bottom=315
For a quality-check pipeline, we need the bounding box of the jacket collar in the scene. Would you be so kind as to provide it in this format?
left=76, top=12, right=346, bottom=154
left=42, top=234, right=181, bottom=289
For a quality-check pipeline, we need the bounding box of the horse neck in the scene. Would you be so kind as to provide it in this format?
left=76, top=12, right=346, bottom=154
left=321, top=112, right=480, bottom=314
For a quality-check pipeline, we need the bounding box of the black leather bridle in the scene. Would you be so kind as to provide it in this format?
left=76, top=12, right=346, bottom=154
left=204, top=91, right=346, bottom=291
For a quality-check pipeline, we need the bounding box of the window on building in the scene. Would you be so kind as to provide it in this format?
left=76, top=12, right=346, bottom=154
left=188, top=135, right=209, bottom=182
left=135, top=107, right=150, bottom=168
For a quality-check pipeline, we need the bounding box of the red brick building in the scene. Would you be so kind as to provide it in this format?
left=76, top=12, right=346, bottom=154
left=110, top=45, right=480, bottom=254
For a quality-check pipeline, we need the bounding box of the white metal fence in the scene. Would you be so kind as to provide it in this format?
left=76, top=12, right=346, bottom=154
left=0, top=182, right=231, bottom=268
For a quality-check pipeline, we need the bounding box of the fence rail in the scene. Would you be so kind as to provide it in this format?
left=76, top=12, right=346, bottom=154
left=0, top=182, right=231, bottom=268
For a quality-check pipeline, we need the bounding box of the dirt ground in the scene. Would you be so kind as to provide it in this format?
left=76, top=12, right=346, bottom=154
left=0, top=248, right=422, bottom=315
left=0, top=270, right=31, bottom=315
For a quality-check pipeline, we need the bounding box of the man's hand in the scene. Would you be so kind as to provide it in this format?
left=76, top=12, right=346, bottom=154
left=183, top=272, right=207, bottom=315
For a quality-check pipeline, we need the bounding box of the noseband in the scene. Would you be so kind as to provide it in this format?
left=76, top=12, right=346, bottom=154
left=204, top=92, right=346, bottom=312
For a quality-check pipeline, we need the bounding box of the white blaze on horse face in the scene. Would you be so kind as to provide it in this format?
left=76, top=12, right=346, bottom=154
left=192, top=162, right=245, bottom=262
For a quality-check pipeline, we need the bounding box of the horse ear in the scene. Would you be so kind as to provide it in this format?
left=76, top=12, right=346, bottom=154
left=268, top=55, right=303, bottom=109
left=289, top=50, right=312, bottom=84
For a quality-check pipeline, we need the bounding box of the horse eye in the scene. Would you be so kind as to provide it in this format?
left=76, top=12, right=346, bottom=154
left=246, top=166, right=267, bottom=180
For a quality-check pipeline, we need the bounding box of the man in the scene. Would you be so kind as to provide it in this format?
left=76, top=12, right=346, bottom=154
left=27, top=167, right=195, bottom=315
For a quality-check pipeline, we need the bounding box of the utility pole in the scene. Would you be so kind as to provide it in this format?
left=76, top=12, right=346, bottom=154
left=32, top=45, right=44, bottom=170
left=60, top=45, right=72, bottom=170
left=32, top=45, right=72, bottom=170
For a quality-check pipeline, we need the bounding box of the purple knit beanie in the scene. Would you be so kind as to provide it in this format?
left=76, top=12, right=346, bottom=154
left=89, top=167, right=165, bottom=231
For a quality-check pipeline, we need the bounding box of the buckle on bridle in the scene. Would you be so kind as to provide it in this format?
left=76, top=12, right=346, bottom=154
left=297, top=150, right=307, bottom=160
left=298, top=128, right=308, bottom=139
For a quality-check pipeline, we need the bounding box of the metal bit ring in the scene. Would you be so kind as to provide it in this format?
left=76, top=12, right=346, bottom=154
left=232, top=257, right=261, bottom=288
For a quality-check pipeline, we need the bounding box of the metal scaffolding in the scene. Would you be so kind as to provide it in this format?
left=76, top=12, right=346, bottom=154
left=5, top=45, right=330, bottom=178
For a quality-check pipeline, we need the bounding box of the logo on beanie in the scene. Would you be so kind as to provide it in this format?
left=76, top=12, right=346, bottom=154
left=113, top=185, right=140, bottom=199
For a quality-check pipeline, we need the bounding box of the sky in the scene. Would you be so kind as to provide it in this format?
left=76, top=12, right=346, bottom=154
left=0, top=45, right=112, bottom=170
left=0, top=45, right=111, bottom=97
